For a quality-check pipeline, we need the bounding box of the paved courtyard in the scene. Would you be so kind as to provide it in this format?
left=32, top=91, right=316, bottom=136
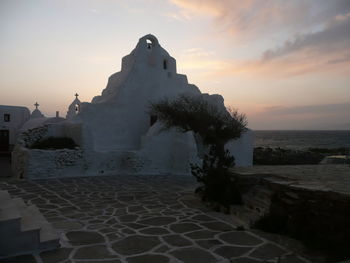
left=0, top=174, right=310, bottom=263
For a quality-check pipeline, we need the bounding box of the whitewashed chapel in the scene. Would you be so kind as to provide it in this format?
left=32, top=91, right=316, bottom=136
left=12, top=35, right=253, bottom=179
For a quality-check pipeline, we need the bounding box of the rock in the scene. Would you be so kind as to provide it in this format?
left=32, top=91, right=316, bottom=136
left=201, top=221, right=234, bottom=232
left=66, top=231, right=104, bottom=245
left=169, top=222, right=202, bottom=233
left=52, top=220, right=82, bottom=230
left=196, top=239, right=222, bottom=249
left=162, top=234, right=192, bottom=247
left=118, top=214, right=138, bottom=222
left=191, top=214, right=216, bottom=222
left=126, top=254, right=170, bottom=263
left=139, top=227, right=170, bottom=235
left=74, top=245, right=117, bottom=259
left=185, top=230, right=219, bottom=239
left=249, top=243, right=287, bottom=260
left=214, top=246, right=253, bottom=258
left=233, top=258, right=261, bottom=263
left=111, top=235, right=160, bottom=255
left=218, top=231, right=263, bottom=246
left=170, top=247, right=217, bottom=263
left=40, top=248, right=73, bottom=263
left=137, top=216, right=176, bottom=226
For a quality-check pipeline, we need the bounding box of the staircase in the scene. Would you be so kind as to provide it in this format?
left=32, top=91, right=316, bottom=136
left=0, top=190, right=60, bottom=258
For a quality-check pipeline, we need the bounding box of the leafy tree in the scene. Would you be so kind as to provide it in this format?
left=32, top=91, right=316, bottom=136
left=150, top=94, right=247, bottom=207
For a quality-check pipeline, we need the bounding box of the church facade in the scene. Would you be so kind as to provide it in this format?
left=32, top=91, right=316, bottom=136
left=12, top=34, right=253, bottom=179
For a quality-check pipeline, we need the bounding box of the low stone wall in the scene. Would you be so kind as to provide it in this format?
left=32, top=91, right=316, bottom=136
left=11, top=146, right=192, bottom=179
left=230, top=171, right=350, bottom=262
left=12, top=146, right=84, bottom=179
left=260, top=183, right=350, bottom=261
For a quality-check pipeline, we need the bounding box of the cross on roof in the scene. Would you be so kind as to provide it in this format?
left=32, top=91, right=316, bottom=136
left=34, top=102, right=39, bottom=109
left=75, top=93, right=79, bottom=99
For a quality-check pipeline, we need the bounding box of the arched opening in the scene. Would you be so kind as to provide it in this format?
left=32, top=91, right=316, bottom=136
left=146, top=39, right=153, bottom=50
left=75, top=104, right=80, bottom=114
left=163, top=59, right=168, bottom=70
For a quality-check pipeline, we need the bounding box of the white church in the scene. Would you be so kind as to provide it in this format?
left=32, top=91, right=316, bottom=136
left=9, top=34, right=253, bottom=179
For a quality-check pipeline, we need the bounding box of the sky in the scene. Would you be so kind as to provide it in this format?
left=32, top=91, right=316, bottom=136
left=1, top=0, right=350, bottom=130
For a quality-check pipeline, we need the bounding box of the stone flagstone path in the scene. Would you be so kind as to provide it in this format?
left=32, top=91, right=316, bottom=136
left=0, top=175, right=310, bottom=263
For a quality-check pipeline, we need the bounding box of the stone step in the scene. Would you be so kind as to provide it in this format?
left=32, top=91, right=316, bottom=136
left=19, top=204, right=60, bottom=248
left=12, top=197, right=26, bottom=209
left=0, top=192, right=23, bottom=243
left=39, top=223, right=60, bottom=249
left=21, top=205, right=46, bottom=232
left=0, top=202, right=21, bottom=222
left=0, top=190, right=12, bottom=209
left=0, top=190, right=11, bottom=200
left=0, top=192, right=60, bottom=258
left=0, top=228, right=40, bottom=257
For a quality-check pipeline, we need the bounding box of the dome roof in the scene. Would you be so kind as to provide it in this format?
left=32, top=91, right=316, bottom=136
left=31, top=102, right=45, bottom=119
left=31, top=109, right=44, bottom=119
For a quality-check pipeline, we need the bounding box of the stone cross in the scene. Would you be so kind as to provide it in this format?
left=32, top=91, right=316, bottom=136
left=75, top=93, right=79, bottom=99
left=34, top=102, right=39, bottom=109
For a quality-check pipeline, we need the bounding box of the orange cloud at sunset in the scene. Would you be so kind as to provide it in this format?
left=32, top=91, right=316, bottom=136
left=172, top=1, right=350, bottom=78
left=170, top=0, right=311, bottom=37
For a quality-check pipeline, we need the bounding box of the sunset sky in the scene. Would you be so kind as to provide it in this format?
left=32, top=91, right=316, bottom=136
left=1, top=0, right=350, bottom=130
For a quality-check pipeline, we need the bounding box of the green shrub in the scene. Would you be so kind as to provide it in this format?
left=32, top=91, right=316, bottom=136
left=30, top=137, right=78, bottom=150
left=150, top=94, right=247, bottom=206
left=191, top=146, right=242, bottom=206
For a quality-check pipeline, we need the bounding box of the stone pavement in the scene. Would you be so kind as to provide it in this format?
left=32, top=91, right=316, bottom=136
left=0, top=175, right=310, bottom=263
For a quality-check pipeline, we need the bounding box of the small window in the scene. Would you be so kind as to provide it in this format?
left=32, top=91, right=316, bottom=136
left=163, top=60, right=168, bottom=70
left=4, top=114, right=10, bottom=122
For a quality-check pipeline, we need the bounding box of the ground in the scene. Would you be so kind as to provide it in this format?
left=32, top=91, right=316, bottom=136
left=0, top=173, right=310, bottom=263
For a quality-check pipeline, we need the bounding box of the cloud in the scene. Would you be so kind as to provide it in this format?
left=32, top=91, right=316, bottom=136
left=170, top=0, right=350, bottom=77
left=246, top=14, right=350, bottom=76
left=170, top=0, right=350, bottom=37
left=200, top=15, right=350, bottom=77
left=170, top=0, right=350, bottom=34
left=177, top=48, right=230, bottom=71
left=262, top=14, right=350, bottom=61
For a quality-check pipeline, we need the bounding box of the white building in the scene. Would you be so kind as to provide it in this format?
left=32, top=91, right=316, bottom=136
left=12, top=34, right=253, bottom=179
left=0, top=105, right=30, bottom=151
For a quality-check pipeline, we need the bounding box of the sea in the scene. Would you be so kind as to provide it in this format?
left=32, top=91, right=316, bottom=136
left=253, top=130, right=350, bottom=150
